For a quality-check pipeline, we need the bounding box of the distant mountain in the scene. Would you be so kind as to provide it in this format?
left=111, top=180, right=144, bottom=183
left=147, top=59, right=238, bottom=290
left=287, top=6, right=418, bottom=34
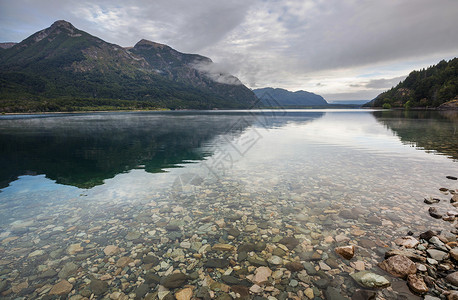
left=364, top=58, right=458, bottom=109
left=0, top=20, right=256, bottom=112
left=329, top=100, right=368, bottom=105
left=253, top=87, right=328, bottom=107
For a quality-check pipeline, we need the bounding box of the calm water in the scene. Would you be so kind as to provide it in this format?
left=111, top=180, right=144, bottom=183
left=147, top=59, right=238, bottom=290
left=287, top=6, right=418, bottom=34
left=0, top=109, right=457, bottom=299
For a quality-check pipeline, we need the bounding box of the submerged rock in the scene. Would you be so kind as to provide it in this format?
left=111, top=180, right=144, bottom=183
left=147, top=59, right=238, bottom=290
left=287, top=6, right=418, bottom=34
left=212, top=244, right=235, bottom=251
left=378, top=255, right=416, bottom=278
left=58, top=262, right=78, bottom=279
left=205, top=258, right=230, bottom=268
left=452, top=194, right=458, bottom=203
left=446, top=271, right=458, bottom=286
left=135, top=283, right=150, bottom=299
left=267, top=255, right=283, bottom=265
left=49, top=280, right=73, bottom=295
left=384, top=249, right=425, bottom=262
left=285, top=261, right=304, bottom=272
left=407, top=274, right=428, bottom=294
left=116, top=256, right=133, bottom=267
left=103, top=245, right=120, bottom=256
left=90, top=279, right=108, bottom=295
left=419, top=230, right=438, bottom=240
left=66, top=243, right=83, bottom=255
left=424, top=197, right=440, bottom=205
left=426, top=249, right=448, bottom=261
left=350, top=271, right=390, bottom=288
left=278, top=237, right=299, bottom=250
left=161, top=273, right=188, bottom=288
left=394, top=236, right=419, bottom=248
left=428, top=207, right=442, bottom=219
left=175, top=287, right=193, bottom=300
left=38, top=269, right=57, bottom=279
left=334, top=245, right=355, bottom=260
left=0, top=280, right=7, bottom=293
left=252, top=266, right=272, bottom=284
left=125, top=231, right=141, bottom=240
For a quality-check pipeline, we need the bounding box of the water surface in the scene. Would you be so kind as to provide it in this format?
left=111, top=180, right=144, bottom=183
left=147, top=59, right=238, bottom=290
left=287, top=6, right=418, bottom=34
left=0, top=110, right=457, bottom=299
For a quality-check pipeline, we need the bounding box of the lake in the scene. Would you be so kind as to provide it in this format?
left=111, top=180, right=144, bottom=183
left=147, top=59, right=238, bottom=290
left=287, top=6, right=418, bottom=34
left=0, top=109, right=457, bottom=299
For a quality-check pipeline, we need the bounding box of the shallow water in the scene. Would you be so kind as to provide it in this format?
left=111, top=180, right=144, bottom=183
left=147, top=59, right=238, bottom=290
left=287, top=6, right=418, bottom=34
left=0, top=109, right=457, bottom=299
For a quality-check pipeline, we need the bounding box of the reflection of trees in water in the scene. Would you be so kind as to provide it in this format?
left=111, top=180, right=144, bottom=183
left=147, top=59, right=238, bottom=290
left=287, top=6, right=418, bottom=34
left=373, top=110, right=458, bottom=161
left=0, top=111, right=325, bottom=189
left=0, top=113, right=249, bottom=189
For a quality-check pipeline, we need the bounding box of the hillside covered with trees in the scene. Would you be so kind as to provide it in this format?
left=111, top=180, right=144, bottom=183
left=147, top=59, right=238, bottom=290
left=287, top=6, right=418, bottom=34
left=0, top=21, right=257, bottom=112
left=364, top=58, right=458, bottom=109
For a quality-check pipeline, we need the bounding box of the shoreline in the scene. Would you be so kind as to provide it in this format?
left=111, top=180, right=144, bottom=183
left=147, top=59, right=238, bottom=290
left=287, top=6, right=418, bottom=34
left=3, top=107, right=458, bottom=116
left=371, top=176, right=458, bottom=299
left=3, top=104, right=458, bottom=115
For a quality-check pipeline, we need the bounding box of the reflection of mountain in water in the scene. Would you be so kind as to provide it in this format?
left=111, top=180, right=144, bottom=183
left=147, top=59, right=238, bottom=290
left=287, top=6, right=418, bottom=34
left=373, top=110, right=458, bottom=161
left=0, top=111, right=324, bottom=189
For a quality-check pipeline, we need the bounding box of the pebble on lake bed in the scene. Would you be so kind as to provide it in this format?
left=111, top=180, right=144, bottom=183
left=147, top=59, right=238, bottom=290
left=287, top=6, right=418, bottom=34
left=378, top=255, right=417, bottom=278
left=334, top=245, right=355, bottom=260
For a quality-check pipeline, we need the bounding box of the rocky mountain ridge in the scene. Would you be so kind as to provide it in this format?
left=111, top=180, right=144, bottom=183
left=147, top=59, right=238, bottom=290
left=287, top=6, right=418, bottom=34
left=0, top=20, right=256, bottom=112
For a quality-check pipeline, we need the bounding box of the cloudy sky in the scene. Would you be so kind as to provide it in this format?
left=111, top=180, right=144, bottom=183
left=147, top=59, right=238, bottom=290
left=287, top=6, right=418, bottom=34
left=1, top=0, right=458, bottom=101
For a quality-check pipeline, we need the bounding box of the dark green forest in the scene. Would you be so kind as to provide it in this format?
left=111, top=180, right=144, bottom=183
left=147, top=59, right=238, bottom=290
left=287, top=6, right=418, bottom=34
left=0, top=70, right=242, bottom=112
left=365, top=58, right=458, bottom=108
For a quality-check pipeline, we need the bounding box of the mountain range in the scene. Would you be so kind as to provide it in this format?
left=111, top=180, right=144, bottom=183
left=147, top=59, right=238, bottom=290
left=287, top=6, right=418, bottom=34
left=253, top=87, right=328, bottom=107
left=0, top=20, right=257, bottom=112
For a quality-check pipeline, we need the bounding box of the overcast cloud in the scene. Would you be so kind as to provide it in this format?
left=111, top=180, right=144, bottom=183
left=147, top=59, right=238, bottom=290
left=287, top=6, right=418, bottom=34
left=1, top=0, right=457, bottom=100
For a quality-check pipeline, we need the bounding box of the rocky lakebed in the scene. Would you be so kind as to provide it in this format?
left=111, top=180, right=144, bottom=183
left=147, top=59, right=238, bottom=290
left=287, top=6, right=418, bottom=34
left=0, top=174, right=458, bottom=300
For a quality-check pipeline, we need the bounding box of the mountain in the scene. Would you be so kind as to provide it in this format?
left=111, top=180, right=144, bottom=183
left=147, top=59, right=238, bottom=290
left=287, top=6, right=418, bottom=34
left=0, top=43, right=16, bottom=49
left=253, top=87, right=328, bottom=107
left=328, top=100, right=369, bottom=105
left=364, top=58, right=458, bottom=109
left=0, top=20, right=256, bottom=112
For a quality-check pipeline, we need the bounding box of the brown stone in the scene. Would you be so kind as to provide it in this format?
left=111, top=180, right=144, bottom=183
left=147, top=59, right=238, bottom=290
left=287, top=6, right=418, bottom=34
left=116, top=256, right=134, bottom=268
left=175, top=287, right=193, bottom=300
left=419, top=230, right=437, bottom=240
left=334, top=245, right=355, bottom=260
left=407, top=274, right=428, bottom=294
left=66, top=243, right=83, bottom=255
left=49, top=280, right=73, bottom=295
left=11, top=281, right=28, bottom=294
left=446, top=271, right=458, bottom=286
left=252, top=267, right=272, bottom=284
left=384, top=249, right=426, bottom=262
left=103, top=245, right=120, bottom=256
left=285, top=261, right=304, bottom=272
left=359, top=238, right=377, bottom=248
left=449, top=291, right=458, bottom=300
left=212, top=244, right=235, bottom=251
left=450, top=248, right=458, bottom=261
left=428, top=207, right=442, bottom=219
left=378, top=255, right=417, bottom=278
left=447, top=241, right=458, bottom=248
left=394, top=236, right=419, bottom=248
